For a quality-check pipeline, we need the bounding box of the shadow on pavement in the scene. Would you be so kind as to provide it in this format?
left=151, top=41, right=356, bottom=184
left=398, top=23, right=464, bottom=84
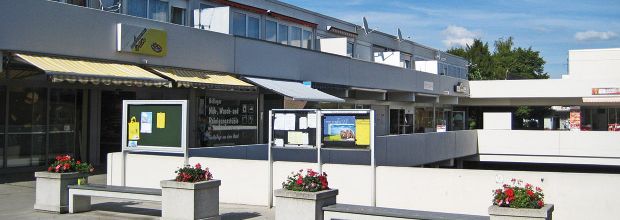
left=0, top=172, right=36, bottom=184
left=221, top=212, right=261, bottom=220
left=91, top=201, right=161, bottom=217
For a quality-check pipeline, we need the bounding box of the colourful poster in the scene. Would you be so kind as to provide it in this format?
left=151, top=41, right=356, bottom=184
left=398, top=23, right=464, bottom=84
left=323, top=116, right=356, bottom=142
left=355, top=119, right=370, bottom=146
left=140, top=112, right=153, bottom=133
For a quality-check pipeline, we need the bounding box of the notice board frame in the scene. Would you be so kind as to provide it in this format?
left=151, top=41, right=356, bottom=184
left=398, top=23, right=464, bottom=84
left=120, top=100, right=188, bottom=186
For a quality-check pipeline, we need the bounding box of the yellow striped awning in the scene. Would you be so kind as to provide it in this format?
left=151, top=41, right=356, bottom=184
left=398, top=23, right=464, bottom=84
left=150, top=67, right=255, bottom=90
left=15, top=53, right=171, bottom=87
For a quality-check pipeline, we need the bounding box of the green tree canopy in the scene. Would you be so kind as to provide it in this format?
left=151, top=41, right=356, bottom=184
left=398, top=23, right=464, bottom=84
left=447, top=37, right=549, bottom=80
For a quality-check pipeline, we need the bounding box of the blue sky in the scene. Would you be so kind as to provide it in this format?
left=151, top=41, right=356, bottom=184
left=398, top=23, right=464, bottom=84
left=281, top=0, right=620, bottom=78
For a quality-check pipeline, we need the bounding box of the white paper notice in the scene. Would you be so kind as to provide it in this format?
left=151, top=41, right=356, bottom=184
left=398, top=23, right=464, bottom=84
left=301, top=132, right=309, bottom=145
left=287, top=131, right=301, bottom=145
left=285, top=114, right=296, bottom=130
left=140, top=112, right=153, bottom=133
left=274, top=113, right=286, bottom=130
left=299, top=117, right=308, bottom=129
left=307, top=113, right=317, bottom=128
left=274, top=139, right=284, bottom=147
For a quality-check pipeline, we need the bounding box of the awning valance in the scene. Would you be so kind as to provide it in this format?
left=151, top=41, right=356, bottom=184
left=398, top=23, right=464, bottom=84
left=245, top=77, right=345, bottom=102
left=150, top=67, right=255, bottom=90
left=15, top=54, right=170, bottom=87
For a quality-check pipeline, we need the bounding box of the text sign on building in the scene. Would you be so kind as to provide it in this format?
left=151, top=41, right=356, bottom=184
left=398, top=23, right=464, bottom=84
left=117, top=23, right=168, bottom=57
left=454, top=82, right=468, bottom=93
left=592, top=88, right=620, bottom=95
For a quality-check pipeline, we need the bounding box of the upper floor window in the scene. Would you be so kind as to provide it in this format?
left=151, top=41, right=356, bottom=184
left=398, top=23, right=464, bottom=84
left=347, top=42, right=355, bottom=57
left=126, top=0, right=187, bottom=25
left=171, top=6, right=186, bottom=25
left=52, top=0, right=87, bottom=7
left=149, top=0, right=169, bottom=22
left=278, top=24, right=289, bottom=45
left=232, top=12, right=260, bottom=39
left=127, top=0, right=148, bottom=18
left=265, top=20, right=277, bottom=42
left=290, top=26, right=302, bottom=47
left=302, top=30, right=312, bottom=49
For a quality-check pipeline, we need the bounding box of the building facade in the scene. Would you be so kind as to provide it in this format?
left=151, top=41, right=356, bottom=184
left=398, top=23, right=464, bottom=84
left=0, top=0, right=470, bottom=172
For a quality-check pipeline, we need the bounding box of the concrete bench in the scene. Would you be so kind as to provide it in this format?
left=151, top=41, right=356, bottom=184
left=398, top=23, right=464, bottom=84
left=323, top=204, right=489, bottom=220
left=68, top=184, right=162, bottom=213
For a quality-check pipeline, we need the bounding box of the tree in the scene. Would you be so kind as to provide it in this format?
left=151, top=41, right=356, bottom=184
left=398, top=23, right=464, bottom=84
left=447, top=39, right=494, bottom=80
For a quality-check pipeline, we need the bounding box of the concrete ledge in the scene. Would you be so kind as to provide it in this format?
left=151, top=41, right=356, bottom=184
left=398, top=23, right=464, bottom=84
left=160, top=179, right=221, bottom=190
left=488, top=204, right=554, bottom=219
left=273, top=189, right=338, bottom=200
left=323, top=204, right=490, bottom=220
left=35, top=172, right=88, bottom=179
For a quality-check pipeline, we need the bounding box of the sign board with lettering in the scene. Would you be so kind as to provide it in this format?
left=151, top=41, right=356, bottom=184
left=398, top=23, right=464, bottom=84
left=454, top=82, right=468, bottom=93
left=117, top=23, right=168, bottom=57
left=200, top=97, right=257, bottom=147
left=424, top=81, right=434, bottom=91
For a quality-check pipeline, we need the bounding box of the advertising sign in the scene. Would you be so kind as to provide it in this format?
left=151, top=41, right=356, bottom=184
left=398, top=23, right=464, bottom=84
left=321, top=111, right=372, bottom=149
left=424, top=81, right=434, bottom=91
left=323, top=116, right=356, bottom=142
left=569, top=106, right=581, bottom=131
left=592, top=88, right=620, bottom=95
left=117, top=23, right=168, bottom=57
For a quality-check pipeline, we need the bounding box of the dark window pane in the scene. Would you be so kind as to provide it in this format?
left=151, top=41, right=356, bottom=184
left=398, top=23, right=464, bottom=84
left=232, top=12, right=246, bottom=37
left=66, top=0, right=86, bottom=6
left=127, top=0, right=147, bottom=18
left=171, top=7, right=185, bottom=25
left=48, top=89, right=76, bottom=159
left=247, top=16, right=260, bottom=39
left=265, top=20, right=277, bottom=42
left=0, top=86, right=4, bottom=168
left=7, top=87, right=47, bottom=167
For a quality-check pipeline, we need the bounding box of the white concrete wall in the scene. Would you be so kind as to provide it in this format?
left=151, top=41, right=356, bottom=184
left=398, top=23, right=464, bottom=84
left=376, top=167, right=620, bottom=220
left=415, top=60, right=438, bottom=74
left=483, top=112, right=512, bottom=130
left=569, top=48, right=620, bottom=80
left=318, top=38, right=348, bottom=57
left=468, top=79, right=620, bottom=99
left=108, top=153, right=620, bottom=219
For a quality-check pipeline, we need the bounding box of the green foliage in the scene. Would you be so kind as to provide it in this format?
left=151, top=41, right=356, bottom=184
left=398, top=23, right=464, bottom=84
left=282, top=169, right=329, bottom=192
left=446, top=36, right=549, bottom=80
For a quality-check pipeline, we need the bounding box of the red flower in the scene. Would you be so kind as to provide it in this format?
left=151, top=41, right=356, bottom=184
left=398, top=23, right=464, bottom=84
left=63, top=163, right=71, bottom=170
left=537, top=200, right=544, bottom=207
left=525, top=183, right=532, bottom=189
left=527, top=190, right=534, bottom=197
left=195, top=163, right=202, bottom=170
left=296, top=175, right=303, bottom=185
left=504, top=188, right=514, bottom=198
left=76, top=161, right=81, bottom=165
left=48, top=167, right=53, bottom=172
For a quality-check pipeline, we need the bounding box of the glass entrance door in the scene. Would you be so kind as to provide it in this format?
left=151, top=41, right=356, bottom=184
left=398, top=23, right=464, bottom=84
left=451, top=111, right=466, bottom=131
left=6, top=87, right=47, bottom=167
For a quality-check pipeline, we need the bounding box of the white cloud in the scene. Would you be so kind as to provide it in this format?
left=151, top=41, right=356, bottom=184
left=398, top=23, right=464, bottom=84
left=574, top=30, right=618, bottom=41
left=441, top=25, right=479, bottom=48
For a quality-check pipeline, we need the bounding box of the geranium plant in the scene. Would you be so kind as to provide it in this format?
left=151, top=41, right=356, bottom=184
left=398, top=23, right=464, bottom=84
left=282, top=169, right=328, bottom=192
left=175, top=163, right=213, bottom=183
left=493, top=178, right=545, bottom=209
left=47, top=155, right=94, bottom=173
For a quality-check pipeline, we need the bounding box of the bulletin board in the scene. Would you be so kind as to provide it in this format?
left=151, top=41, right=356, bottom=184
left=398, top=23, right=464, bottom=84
left=270, top=110, right=319, bottom=148
left=321, top=111, right=372, bottom=149
left=122, top=100, right=187, bottom=153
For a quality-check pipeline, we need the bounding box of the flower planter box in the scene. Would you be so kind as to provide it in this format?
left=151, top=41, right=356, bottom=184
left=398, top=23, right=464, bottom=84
left=161, top=179, right=221, bottom=220
left=274, top=189, right=338, bottom=220
left=34, top=171, right=89, bottom=213
left=489, top=204, right=554, bottom=220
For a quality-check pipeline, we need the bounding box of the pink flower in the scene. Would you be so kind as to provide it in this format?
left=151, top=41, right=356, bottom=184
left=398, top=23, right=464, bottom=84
left=195, top=163, right=202, bottom=170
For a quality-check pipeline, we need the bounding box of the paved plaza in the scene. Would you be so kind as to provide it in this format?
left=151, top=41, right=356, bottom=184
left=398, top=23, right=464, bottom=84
left=0, top=173, right=274, bottom=220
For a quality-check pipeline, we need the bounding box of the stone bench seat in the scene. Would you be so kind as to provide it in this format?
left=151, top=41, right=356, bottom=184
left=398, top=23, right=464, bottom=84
left=323, top=204, right=490, bottom=220
left=67, top=184, right=162, bottom=213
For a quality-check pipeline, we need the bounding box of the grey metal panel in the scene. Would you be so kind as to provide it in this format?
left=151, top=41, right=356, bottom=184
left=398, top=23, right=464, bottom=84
left=455, top=130, right=478, bottom=157
left=416, top=72, right=441, bottom=94
left=0, top=0, right=236, bottom=73
left=245, top=77, right=345, bottom=102
left=347, top=59, right=416, bottom=91
left=321, top=149, right=371, bottom=165
left=426, top=132, right=456, bottom=163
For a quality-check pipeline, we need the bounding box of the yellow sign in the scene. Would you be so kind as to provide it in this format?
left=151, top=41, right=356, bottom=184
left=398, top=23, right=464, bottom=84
left=118, top=24, right=167, bottom=57
left=131, top=28, right=167, bottom=56
left=128, top=116, right=140, bottom=140
left=157, top=112, right=166, bottom=129
left=355, top=119, right=370, bottom=146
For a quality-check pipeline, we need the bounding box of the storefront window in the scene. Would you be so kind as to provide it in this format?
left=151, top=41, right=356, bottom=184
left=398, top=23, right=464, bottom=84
left=7, top=87, right=47, bottom=167
left=197, top=92, right=258, bottom=147
left=48, top=89, right=77, bottom=160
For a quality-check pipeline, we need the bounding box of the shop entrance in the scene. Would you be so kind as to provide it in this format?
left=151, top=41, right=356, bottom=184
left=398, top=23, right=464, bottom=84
left=99, top=91, right=135, bottom=163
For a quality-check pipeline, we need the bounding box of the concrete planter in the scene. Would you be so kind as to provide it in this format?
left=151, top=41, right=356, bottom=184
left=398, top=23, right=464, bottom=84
left=489, top=204, right=554, bottom=220
left=34, top=171, right=89, bottom=213
left=274, top=188, right=338, bottom=220
left=161, top=179, right=221, bottom=220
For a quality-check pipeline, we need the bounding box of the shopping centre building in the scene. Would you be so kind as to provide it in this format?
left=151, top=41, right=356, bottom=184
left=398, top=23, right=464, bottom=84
left=0, top=0, right=619, bottom=172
